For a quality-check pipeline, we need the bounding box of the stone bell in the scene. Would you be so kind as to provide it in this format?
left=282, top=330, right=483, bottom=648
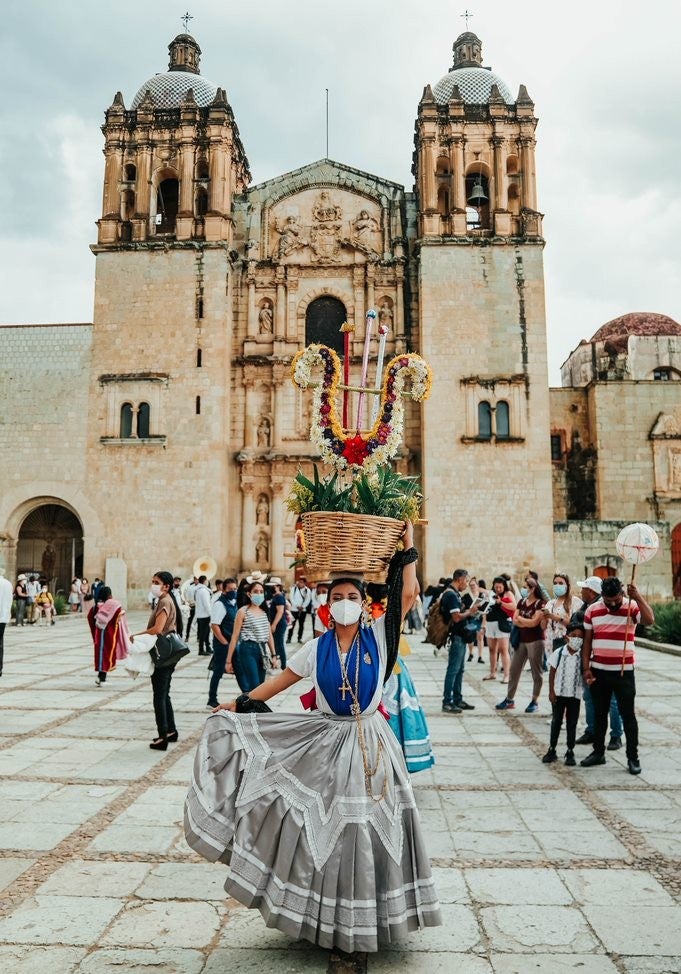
left=467, top=178, right=488, bottom=205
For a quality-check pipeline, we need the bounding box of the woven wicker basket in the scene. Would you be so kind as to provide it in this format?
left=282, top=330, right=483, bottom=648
left=301, top=511, right=404, bottom=581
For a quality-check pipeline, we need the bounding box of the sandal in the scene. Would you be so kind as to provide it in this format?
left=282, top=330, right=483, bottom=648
left=165, top=731, right=179, bottom=742
left=482, top=674, right=496, bottom=681
left=149, top=738, right=168, bottom=751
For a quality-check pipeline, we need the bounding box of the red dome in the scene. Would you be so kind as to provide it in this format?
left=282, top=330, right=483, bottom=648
left=591, top=312, right=681, bottom=343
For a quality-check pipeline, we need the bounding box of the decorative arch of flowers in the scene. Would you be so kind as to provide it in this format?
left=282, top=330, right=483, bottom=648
left=291, top=343, right=432, bottom=472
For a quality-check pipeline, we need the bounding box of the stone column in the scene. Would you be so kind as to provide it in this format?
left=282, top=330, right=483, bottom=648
left=286, top=267, right=299, bottom=342
left=135, top=145, right=152, bottom=220
left=240, top=483, right=256, bottom=569
left=423, top=139, right=436, bottom=213
left=366, top=265, right=376, bottom=316
left=492, top=136, right=506, bottom=211
left=272, top=363, right=287, bottom=450
left=395, top=267, right=405, bottom=351
left=275, top=266, right=287, bottom=339
left=242, top=367, right=257, bottom=448
left=102, top=144, right=123, bottom=218
left=521, top=137, right=537, bottom=210
left=270, top=482, right=286, bottom=573
left=353, top=266, right=365, bottom=343
left=209, top=142, right=226, bottom=214
left=247, top=262, right=257, bottom=338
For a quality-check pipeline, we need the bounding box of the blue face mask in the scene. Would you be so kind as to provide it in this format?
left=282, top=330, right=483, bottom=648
left=250, top=593, right=265, bottom=606
left=225, top=590, right=237, bottom=601
left=520, top=587, right=529, bottom=599
left=553, top=583, right=567, bottom=597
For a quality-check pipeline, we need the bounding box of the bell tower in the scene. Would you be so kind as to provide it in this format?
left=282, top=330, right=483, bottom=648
left=414, top=31, right=554, bottom=581
left=85, top=33, right=252, bottom=602
left=97, top=32, right=249, bottom=248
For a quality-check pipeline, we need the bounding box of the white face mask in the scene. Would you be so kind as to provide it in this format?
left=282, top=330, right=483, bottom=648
left=330, top=599, right=362, bottom=626
left=150, top=583, right=162, bottom=598
left=567, top=636, right=583, bottom=651
left=317, top=593, right=328, bottom=605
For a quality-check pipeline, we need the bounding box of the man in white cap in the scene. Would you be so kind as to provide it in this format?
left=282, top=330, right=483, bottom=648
left=0, top=568, right=13, bottom=675
left=574, top=576, right=623, bottom=750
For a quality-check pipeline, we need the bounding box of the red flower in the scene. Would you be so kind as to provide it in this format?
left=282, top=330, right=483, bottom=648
left=342, top=435, right=369, bottom=466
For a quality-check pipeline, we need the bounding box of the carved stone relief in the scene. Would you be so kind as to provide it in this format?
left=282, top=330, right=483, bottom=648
left=352, top=209, right=381, bottom=257
left=258, top=300, right=273, bottom=334
left=256, top=493, right=270, bottom=526
left=255, top=532, right=269, bottom=565
left=257, top=416, right=272, bottom=448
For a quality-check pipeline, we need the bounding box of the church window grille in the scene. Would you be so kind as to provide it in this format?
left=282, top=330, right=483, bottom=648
left=120, top=402, right=133, bottom=438
left=137, top=402, right=150, bottom=438
left=196, top=348, right=202, bottom=368
left=124, top=163, right=136, bottom=181
left=550, top=433, right=563, bottom=462
left=496, top=401, right=510, bottom=439
left=196, top=395, right=201, bottom=415
left=305, top=296, right=346, bottom=355
left=196, top=188, right=208, bottom=217
left=653, top=367, right=672, bottom=381
left=478, top=401, right=492, bottom=440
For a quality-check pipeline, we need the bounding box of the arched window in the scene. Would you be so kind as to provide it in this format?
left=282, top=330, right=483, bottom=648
left=156, top=178, right=179, bottom=233
left=124, top=163, right=136, bottom=182
left=137, top=402, right=150, bottom=438
left=121, top=189, right=135, bottom=221
left=496, top=401, right=510, bottom=439
left=196, top=188, right=208, bottom=217
left=195, top=159, right=209, bottom=180
left=465, top=171, right=491, bottom=230
left=120, top=402, right=133, bottom=438
left=305, top=296, right=346, bottom=354
left=437, top=185, right=450, bottom=216
left=478, top=401, right=492, bottom=440
left=435, top=156, right=451, bottom=175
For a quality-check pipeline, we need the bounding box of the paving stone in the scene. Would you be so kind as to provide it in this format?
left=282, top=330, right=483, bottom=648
left=466, top=867, right=572, bottom=905
left=0, top=894, right=123, bottom=945
left=88, top=824, right=182, bottom=854
left=101, top=900, right=221, bottom=948
left=382, top=904, right=481, bottom=952
left=559, top=868, right=676, bottom=906
left=0, top=857, right=35, bottom=891
left=373, top=953, right=492, bottom=972
left=585, top=906, right=681, bottom=954
left=38, top=860, right=152, bottom=897
left=135, top=862, right=228, bottom=900
left=0, top=945, right=86, bottom=973
left=77, top=947, right=206, bottom=974
left=619, top=959, right=681, bottom=974
left=203, top=947, right=330, bottom=972
left=489, top=955, right=620, bottom=973
left=480, top=905, right=598, bottom=953
left=429, top=866, right=469, bottom=904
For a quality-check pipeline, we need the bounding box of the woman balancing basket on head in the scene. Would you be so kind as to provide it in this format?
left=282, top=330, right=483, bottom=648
left=184, top=321, right=441, bottom=973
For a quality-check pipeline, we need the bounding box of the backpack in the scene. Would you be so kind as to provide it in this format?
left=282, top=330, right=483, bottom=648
left=426, top=595, right=451, bottom=648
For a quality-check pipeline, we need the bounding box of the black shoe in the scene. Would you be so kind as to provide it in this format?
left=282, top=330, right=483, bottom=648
left=207, top=701, right=218, bottom=710
left=477, top=657, right=484, bottom=664
left=459, top=701, right=475, bottom=710
left=580, top=751, right=606, bottom=767
left=467, top=654, right=473, bottom=662
left=607, top=735, right=623, bottom=751
left=627, top=758, right=642, bottom=775
left=575, top=732, right=594, bottom=746
left=149, top=738, right=168, bottom=751
left=442, top=704, right=462, bottom=714
left=564, top=750, right=576, bottom=766
left=542, top=748, right=557, bottom=763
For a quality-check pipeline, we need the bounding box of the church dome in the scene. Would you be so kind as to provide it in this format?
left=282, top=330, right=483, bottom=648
left=131, top=33, right=219, bottom=109
left=131, top=72, right=218, bottom=108
left=591, top=312, right=681, bottom=342
left=433, top=66, right=514, bottom=105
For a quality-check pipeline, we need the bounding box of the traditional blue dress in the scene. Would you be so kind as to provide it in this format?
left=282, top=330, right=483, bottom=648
left=382, top=654, right=435, bottom=773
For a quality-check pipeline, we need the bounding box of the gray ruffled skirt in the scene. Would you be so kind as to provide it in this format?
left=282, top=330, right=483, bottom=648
left=184, top=710, right=441, bottom=952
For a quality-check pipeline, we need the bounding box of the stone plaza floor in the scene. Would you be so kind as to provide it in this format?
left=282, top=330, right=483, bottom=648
left=1, top=615, right=681, bottom=973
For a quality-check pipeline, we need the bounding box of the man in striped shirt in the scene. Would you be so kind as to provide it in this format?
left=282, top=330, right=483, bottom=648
left=580, top=577, right=654, bottom=775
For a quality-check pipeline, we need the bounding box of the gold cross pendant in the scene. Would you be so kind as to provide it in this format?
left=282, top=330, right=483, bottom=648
left=339, top=680, right=351, bottom=701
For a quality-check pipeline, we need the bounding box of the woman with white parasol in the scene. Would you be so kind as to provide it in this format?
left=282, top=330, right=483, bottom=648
left=580, top=524, right=657, bottom=775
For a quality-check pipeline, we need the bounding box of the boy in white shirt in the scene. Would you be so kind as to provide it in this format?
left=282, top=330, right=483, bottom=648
left=542, top=613, right=584, bottom=767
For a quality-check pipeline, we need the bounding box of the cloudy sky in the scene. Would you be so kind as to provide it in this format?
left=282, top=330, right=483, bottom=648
left=2, top=0, right=680, bottom=381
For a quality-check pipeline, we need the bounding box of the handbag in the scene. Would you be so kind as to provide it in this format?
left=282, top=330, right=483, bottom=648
left=150, top=631, right=190, bottom=669
left=235, top=693, right=272, bottom=714
left=509, top=625, right=521, bottom=650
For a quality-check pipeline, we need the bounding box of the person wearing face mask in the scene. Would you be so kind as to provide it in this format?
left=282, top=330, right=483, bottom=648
left=87, top=586, right=131, bottom=686
left=194, top=575, right=213, bottom=656
left=34, top=584, right=57, bottom=624
left=185, top=522, right=441, bottom=973
left=226, top=579, right=279, bottom=691
left=496, top=572, right=547, bottom=713
left=542, top=614, right=586, bottom=766
left=131, top=570, right=181, bottom=750
left=543, top=573, right=582, bottom=656
left=208, top=577, right=239, bottom=708
left=268, top=577, right=289, bottom=666
left=574, top=576, right=623, bottom=750
left=580, top=576, right=654, bottom=775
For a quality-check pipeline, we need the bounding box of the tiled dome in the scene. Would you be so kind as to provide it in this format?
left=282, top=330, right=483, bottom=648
left=433, top=66, right=514, bottom=105
left=131, top=72, right=219, bottom=109
left=591, top=312, right=681, bottom=342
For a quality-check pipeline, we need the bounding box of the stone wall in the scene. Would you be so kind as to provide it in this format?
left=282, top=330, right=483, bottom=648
left=553, top=520, right=672, bottom=600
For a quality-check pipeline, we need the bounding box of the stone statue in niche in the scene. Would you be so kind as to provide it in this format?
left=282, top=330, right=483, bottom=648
left=258, top=301, right=273, bottom=334
left=256, top=494, right=270, bottom=526
left=257, top=416, right=271, bottom=448
left=352, top=209, right=380, bottom=256
left=255, top=532, right=269, bottom=565
left=275, top=215, right=305, bottom=258
left=378, top=300, right=393, bottom=331
left=41, top=543, right=56, bottom=577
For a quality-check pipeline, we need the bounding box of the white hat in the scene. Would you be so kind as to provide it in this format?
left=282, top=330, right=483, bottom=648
left=246, top=570, right=268, bottom=584
left=17, top=573, right=27, bottom=582
left=268, top=576, right=283, bottom=586
left=577, top=576, right=602, bottom=595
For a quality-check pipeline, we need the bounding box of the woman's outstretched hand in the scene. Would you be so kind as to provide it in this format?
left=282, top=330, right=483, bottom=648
left=213, top=700, right=236, bottom=713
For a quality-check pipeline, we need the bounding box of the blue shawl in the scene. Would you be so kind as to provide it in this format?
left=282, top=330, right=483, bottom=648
left=316, top=626, right=380, bottom=715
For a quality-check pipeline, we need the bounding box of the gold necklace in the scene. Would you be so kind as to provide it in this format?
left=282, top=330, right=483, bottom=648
left=335, top=631, right=387, bottom=803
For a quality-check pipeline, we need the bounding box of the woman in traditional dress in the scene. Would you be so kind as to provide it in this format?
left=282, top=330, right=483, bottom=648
left=185, top=523, right=441, bottom=974
left=87, top=586, right=131, bottom=685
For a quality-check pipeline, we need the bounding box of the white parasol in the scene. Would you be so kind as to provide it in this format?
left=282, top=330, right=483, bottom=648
left=615, top=523, right=660, bottom=673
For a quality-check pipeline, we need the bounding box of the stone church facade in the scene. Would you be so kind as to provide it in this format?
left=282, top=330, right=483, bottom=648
left=1, top=31, right=679, bottom=602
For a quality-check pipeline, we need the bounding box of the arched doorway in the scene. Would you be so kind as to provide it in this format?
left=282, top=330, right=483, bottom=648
left=17, top=504, right=83, bottom=595
left=305, top=296, right=346, bottom=355
left=672, top=523, right=681, bottom=598
left=593, top=565, right=617, bottom=580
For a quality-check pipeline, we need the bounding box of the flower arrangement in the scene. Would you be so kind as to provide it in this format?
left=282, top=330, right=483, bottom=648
left=291, top=343, right=432, bottom=474
left=287, top=463, right=423, bottom=523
